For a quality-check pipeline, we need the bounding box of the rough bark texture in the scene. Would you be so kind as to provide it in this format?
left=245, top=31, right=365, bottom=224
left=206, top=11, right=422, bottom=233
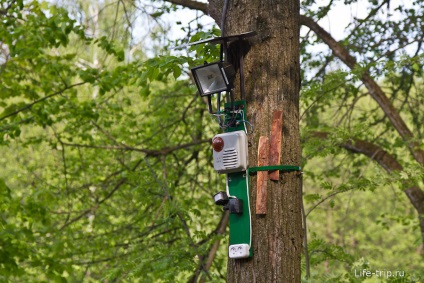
left=209, top=1, right=302, bottom=282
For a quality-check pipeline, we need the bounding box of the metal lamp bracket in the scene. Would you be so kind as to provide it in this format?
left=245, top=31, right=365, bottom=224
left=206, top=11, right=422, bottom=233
left=181, top=31, right=256, bottom=115
left=174, top=31, right=256, bottom=54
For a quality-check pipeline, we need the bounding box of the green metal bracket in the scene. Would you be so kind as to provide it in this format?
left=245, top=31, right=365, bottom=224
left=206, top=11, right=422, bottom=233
left=248, top=165, right=301, bottom=174
left=222, top=101, right=302, bottom=258
left=227, top=172, right=252, bottom=256
left=224, top=100, right=253, bottom=257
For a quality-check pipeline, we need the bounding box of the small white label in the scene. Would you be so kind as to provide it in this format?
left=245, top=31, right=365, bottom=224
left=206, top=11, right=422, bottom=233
left=228, top=244, right=250, bottom=259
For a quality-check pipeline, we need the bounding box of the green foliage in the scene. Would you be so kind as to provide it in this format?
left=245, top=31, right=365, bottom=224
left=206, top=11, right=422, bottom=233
left=308, top=237, right=355, bottom=266
left=1, top=0, right=424, bottom=282
left=300, top=1, right=424, bottom=281
left=188, top=27, right=222, bottom=64
left=0, top=1, right=225, bottom=282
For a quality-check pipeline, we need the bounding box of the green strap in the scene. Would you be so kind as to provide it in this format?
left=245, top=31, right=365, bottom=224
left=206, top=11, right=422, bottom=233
left=248, top=165, right=301, bottom=174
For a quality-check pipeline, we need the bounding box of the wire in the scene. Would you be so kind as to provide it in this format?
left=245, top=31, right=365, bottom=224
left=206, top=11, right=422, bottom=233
left=210, top=111, right=230, bottom=129
left=239, top=110, right=254, bottom=134
left=209, top=98, right=254, bottom=135
left=224, top=109, right=240, bottom=129
left=238, top=120, right=254, bottom=134
left=240, top=53, right=246, bottom=100
left=226, top=175, right=237, bottom=199
left=245, top=173, right=252, bottom=247
left=210, top=106, right=240, bottom=129
left=220, top=0, right=230, bottom=62
left=221, top=0, right=230, bottom=37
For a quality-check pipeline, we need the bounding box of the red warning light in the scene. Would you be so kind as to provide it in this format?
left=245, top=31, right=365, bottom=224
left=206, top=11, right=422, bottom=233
left=212, top=137, right=224, bottom=152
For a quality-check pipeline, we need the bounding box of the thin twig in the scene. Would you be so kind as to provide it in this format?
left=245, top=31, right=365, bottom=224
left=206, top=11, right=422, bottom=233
left=145, top=157, right=212, bottom=281
left=0, top=81, right=86, bottom=122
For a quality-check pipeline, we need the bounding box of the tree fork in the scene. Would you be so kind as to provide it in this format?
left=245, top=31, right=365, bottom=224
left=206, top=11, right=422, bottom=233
left=209, top=0, right=302, bottom=282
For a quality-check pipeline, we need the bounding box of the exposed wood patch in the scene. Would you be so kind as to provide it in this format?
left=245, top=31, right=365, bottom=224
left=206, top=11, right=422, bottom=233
left=269, top=111, right=283, bottom=181
left=256, top=136, right=269, bottom=215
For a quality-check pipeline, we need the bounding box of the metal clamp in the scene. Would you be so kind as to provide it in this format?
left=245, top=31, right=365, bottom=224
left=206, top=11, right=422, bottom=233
left=248, top=165, right=301, bottom=175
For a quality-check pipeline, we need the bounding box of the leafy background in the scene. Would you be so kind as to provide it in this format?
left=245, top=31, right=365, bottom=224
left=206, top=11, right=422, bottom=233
left=0, top=0, right=423, bottom=282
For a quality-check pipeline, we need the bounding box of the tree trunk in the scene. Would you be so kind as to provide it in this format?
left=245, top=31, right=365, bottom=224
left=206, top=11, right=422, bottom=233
left=209, top=1, right=302, bottom=282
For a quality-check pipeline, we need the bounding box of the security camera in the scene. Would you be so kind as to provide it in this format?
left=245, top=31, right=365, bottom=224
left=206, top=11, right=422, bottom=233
left=213, top=191, right=229, bottom=206
left=223, top=198, right=243, bottom=215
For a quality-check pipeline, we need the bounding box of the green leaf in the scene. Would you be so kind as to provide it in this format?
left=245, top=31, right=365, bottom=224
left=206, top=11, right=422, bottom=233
left=304, top=193, right=321, bottom=203
left=400, top=171, right=408, bottom=180
left=150, top=11, right=164, bottom=18
left=0, top=179, right=11, bottom=202
left=172, top=66, right=182, bottom=79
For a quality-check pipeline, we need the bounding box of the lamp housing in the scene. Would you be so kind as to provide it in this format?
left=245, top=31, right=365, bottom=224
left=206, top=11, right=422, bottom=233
left=213, top=191, right=229, bottom=206
left=191, top=61, right=235, bottom=96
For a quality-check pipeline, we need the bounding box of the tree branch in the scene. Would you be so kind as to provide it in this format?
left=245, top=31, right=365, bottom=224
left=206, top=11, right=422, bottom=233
left=312, top=132, right=403, bottom=173
left=60, top=138, right=210, bottom=157
left=0, top=0, right=17, bottom=16
left=300, top=15, right=424, bottom=165
left=188, top=212, right=229, bottom=283
left=164, top=0, right=208, bottom=15
left=312, top=131, right=424, bottom=243
left=59, top=159, right=143, bottom=231
left=145, top=157, right=212, bottom=281
left=59, top=178, right=127, bottom=230
left=0, top=81, right=87, bottom=122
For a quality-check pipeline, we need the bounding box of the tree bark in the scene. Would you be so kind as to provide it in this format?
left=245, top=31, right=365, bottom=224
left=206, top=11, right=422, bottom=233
left=209, top=0, right=302, bottom=282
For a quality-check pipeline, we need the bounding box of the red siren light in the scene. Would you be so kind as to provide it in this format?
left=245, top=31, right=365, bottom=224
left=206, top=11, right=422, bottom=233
left=212, top=137, right=224, bottom=152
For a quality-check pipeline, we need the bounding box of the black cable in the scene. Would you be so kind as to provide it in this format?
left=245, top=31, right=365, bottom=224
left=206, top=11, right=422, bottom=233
left=221, top=0, right=230, bottom=61
left=220, top=45, right=224, bottom=62
left=240, top=52, right=246, bottom=100
left=217, top=92, right=222, bottom=126
left=219, top=0, right=251, bottom=130
left=221, top=0, right=229, bottom=37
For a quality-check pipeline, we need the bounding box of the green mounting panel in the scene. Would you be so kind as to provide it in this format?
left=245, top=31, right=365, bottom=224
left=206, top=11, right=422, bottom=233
left=224, top=100, right=253, bottom=257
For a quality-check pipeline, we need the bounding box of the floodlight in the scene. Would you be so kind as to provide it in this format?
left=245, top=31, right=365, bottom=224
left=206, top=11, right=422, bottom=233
left=213, top=191, right=229, bottom=205
left=191, top=62, right=235, bottom=96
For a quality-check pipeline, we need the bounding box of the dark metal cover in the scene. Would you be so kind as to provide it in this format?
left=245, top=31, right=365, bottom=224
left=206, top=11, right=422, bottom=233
left=173, top=31, right=256, bottom=50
